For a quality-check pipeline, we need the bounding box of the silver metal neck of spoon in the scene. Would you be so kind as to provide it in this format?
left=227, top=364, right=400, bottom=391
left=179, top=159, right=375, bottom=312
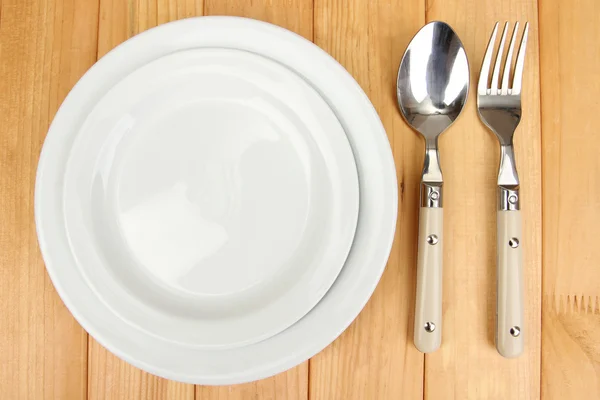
left=423, top=138, right=443, bottom=184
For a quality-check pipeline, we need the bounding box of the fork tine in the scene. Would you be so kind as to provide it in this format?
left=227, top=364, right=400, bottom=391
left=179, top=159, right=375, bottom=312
left=491, top=22, right=509, bottom=94
left=478, top=22, right=499, bottom=95
left=512, top=22, right=529, bottom=94
left=501, top=22, right=519, bottom=94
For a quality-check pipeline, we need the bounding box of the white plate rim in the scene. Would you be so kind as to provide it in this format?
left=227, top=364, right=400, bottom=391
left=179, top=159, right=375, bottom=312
left=35, top=16, right=398, bottom=385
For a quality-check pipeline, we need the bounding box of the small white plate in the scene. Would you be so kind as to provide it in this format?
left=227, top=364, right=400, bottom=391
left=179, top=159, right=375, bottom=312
left=36, top=17, right=397, bottom=384
left=61, top=48, right=359, bottom=348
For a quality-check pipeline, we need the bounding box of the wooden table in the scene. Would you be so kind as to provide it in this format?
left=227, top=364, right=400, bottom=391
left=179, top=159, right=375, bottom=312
left=1, top=0, right=597, bottom=398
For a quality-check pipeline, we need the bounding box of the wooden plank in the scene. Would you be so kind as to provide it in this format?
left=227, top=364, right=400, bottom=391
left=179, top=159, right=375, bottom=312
left=309, top=0, right=425, bottom=399
left=87, top=340, right=194, bottom=400
left=0, top=0, right=99, bottom=398
left=539, top=0, right=600, bottom=398
left=423, top=1, right=542, bottom=399
left=89, top=1, right=202, bottom=398
left=97, top=0, right=203, bottom=56
left=195, top=1, right=312, bottom=398
left=204, top=0, right=312, bottom=40
left=196, top=362, right=308, bottom=400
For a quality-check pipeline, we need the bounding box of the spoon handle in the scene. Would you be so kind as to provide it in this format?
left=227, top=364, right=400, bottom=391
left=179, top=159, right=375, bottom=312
left=496, top=208, right=524, bottom=358
left=414, top=205, right=443, bottom=353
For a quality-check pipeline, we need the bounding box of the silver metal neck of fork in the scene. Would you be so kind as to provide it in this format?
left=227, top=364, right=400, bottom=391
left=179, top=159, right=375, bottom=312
left=498, top=144, right=519, bottom=187
left=498, top=186, right=520, bottom=211
left=497, top=145, right=520, bottom=211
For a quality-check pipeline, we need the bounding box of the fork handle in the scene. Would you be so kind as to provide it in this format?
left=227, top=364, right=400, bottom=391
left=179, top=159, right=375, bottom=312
left=414, top=206, right=443, bottom=353
left=496, top=209, right=524, bottom=358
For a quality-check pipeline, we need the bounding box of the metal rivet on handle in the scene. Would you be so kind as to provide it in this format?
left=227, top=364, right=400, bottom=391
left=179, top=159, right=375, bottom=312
left=424, top=322, right=436, bottom=333
left=510, top=326, right=521, bottom=337
left=509, top=238, right=519, bottom=248
left=430, top=191, right=439, bottom=201
left=426, top=234, right=438, bottom=245
left=508, top=194, right=518, bottom=204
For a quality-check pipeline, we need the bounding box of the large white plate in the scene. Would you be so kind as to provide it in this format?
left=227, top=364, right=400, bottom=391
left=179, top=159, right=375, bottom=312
left=36, top=17, right=397, bottom=384
left=60, top=47, right=359, bottom=348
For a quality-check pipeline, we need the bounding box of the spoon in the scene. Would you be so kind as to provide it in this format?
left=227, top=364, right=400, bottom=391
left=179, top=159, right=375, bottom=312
left=397, top=21, right=469, bottom=353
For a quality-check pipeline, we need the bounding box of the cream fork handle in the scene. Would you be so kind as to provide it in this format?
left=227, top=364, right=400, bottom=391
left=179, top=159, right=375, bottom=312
left=496, top=209, right=524, bottom=358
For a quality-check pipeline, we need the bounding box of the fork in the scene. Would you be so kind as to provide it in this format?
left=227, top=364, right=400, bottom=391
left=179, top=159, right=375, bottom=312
left=477, top=21, right=529, bottom=358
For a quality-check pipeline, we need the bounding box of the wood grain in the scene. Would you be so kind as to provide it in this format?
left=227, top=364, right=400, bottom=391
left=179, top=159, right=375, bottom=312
left=97, top=0, right=203, bottom=57
left=539, top=0, right=600, bottom=299
left=0, top=0, right=99, bottom=398
left=87, top=340, right=194, bottom=400
left=309, top=0, right=425, bottom=399
left=542, top=297, right=600, bottom=399
left=539, top=0, right=600, bottom=397
left=196, top=362, right=308, bottom=400
left=205, top=0, right=312, bottom=40
left=194, top=0, right=313, bottom=398
left=424, top=1, right=542, bottom=399
left=89, top=1, right=202, bottom=398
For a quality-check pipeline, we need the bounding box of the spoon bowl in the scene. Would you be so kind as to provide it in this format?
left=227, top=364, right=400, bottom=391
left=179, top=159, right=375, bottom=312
left=397, top=22, right=469, bottom=140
